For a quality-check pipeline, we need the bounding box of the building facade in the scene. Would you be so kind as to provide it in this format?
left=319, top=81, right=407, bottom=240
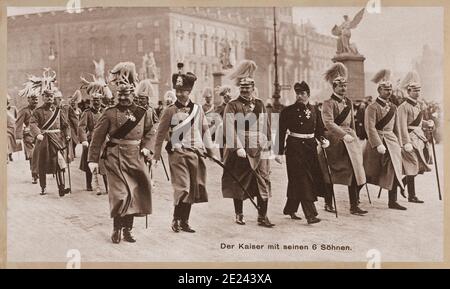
left=8, top=7, right=335, bottom=108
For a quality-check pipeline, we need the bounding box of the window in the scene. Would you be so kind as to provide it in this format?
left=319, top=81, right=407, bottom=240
left=154, top=38, right=160, bottom=52
left=89, top=37, right=96, bottom=57
left=136, top=35, right=144, bottom=53
left=120, top=35, right=127, bottom=54
left=189, top=33, right=196, bottom=54
left=201, top=37, right=207, bottom=56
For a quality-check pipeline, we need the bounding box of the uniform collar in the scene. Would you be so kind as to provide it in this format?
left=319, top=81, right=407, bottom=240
left=331, top=93, right=344, bottom=103
left=175, top=99, right=193, bottom=109
left=376, top=97, right=388, bottom=107
left=238, top=95, right=255, bottom=104
left=406, top=96, right=418, bottom=106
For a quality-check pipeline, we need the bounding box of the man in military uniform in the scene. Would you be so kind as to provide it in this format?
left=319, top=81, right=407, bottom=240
left=87, top=62, right=155, bottom=244
left=275, top=81, right=329, bottom=224
left=29, top=70, right=71, bottom=197
left=320, top=63, right=368, bottom=216
left=16, top=93, right=39, bottom=183
left=221, top=77, right=274, bottom=227
left=79, top=77, right=112, bottom=194
left=153, top=64, right=217, bottom=233
left=213, top=85, right=232, bottom=159
left=397, top=71, right=434, bottom=204
left=363, top=69, right=406, bottom=210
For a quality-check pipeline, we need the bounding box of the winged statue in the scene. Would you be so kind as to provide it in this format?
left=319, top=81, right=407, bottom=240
left=332, top=8, right=365, bottom=55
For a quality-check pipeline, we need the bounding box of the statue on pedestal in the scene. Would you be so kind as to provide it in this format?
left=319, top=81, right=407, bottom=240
left=141, top=52, right=159, bottom=81
left=332, top=8, right=365, bottom=55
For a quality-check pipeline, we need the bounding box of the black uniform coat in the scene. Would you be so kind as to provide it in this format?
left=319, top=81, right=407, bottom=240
left=277, top=101, right=326, bottom=201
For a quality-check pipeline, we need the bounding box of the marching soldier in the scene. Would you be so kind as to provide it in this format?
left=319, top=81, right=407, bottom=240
left=320, top=63, right=368, bottom=216
left=202, top=87, right=215, bottom=114
left=136, top=79, right=160, bottom=128
left=153, top=64, right=217, bottom=233
left=79, top=76, right=112, bottom=194
left=29, top=70, right=71, bottom=196
left=275, top=81, right=328, bottom=224
left=87, top=62, right=155, bottom=244
left=397, top=71, right=433, bottom=204
left=222, top=76, right=274, bottom=227
left=363, top=69, right=406, bottom=210
left=16, top=92, right=40, bottom=183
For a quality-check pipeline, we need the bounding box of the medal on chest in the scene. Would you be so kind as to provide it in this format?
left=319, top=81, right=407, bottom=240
left=124, top=109, right=136, bottom=122
left=304, top=108, right=311, bottom=119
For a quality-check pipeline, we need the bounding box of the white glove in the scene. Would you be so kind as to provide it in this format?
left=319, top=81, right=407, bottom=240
left=36, top=134, right=44, bottom=141
left=141, top=148, right=151, bottom=157
left=16, top=139, right=22, bottom=145
left=82, top=141, right=89, bottom=147
left=274, top=155, right=284, bottom=164
left=236, top=148, right=247, bottom=158
left=88, top=162, right=98, bottom=173
left=377, top=144, right=386, bottom=154
left=321, top=139, right=330, bottom=148
left=343, top=134, right=354, bottom=143
left=427, top=120, right=435, bottom=128
left=404, top=143, right=413, bottom=152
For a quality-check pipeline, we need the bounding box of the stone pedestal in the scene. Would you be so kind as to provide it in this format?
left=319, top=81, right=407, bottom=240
left=332, top=54, right=366, bottom=101
left=212, top=71, right=225, bottom=106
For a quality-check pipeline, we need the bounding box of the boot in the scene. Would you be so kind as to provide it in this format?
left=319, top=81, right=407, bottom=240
left=123, top=227, right=136, bottom=243
left=406, top=176, right=424, bottom=203
left=122, top=216, right=136, bottom=242
left=288, top=213, right=302, bottom=220
left=388, top=190, right=407, bottom=210
left=235, top=214, right=246, bottom=225
left=307, top=216, right=321, bottom=224
left=40, top=187, right=47, bottom=195
left=171, top=219, right=180, bottom=233
left=59, top=186, right=70, bottom=197
left=350, top=206, right=368, bottom=216
left=180, top=220, right=196, bottom=233
left=257, top=215, right=275, bottom=227
left=111, top=217, right=122, bottom=244
left=324, top=204, right=336, bottom=213
left=32, top=174, right=38, bottom=184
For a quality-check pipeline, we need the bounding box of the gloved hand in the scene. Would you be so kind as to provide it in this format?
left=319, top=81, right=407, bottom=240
left=274, top=155, right=284, bottom=165
left=141, top=148, right=150, bottom=157
left=36, top=134, right=44, bottom=141
left=404, top=143, right=413, bottom=152
left=236, top=148, right=247, bottom=158
left=321, top=138, right=330, bottom=148
left=427, top=120, right=435, bottom=128
left=377, top=144, right=386, bottom=154
left=343, top=134, right=354, bottom=143
left=88, top=162, right=98, bottom=173
left=82, top=141, right=89, bottom=147
left=66, top=136, right=71, bottom=142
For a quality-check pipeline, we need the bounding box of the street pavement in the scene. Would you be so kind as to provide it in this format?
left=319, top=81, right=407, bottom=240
left=6, top=143, right=444, bottom=265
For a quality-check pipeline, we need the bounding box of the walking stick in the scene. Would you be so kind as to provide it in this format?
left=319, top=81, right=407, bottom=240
left=93, top=167, right=101, bottom=195
left=65, top=140, right=72, bottom=194
left=365, top=184, right=372, bottom=204
left=321, top=147, right=338, bottom=218
left=377, top=187, right=382, bottom=199
left=429, top=130, right=442, bottom=200
left=160, top=156, right=170, bottom=181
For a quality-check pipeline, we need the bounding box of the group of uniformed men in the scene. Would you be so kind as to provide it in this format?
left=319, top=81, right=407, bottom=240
left=11, top=58, right=436, bottom=244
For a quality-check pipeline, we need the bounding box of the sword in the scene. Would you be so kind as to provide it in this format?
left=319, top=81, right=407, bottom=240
left=429, top=129, right=442, bottom=200
left=365, top=184, right=372, bottom=204
left=197, top=150, right=261, bottom=211
left=93, top=167, right=101, bottom=195
left=321, top=145, right=338, bottom=218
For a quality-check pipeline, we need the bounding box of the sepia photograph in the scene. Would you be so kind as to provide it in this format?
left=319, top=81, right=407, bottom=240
left=2, top=0, right=448, bottom=269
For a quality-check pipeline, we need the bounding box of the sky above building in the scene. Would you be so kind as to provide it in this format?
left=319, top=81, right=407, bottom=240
left=293, top=6, right=443, bottom=75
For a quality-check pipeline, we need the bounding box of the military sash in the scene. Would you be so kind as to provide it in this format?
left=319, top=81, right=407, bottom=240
left=334, top=98, right=352, bottom=126
left=110, top=104, right=146, bottom=139
left=375, top=104, right=396, bottom=130
left=165, top=103, right=199, bottom=153
left=41, top=107, right=60, bottom=131
left=408, top=111, right=423, bottom=133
